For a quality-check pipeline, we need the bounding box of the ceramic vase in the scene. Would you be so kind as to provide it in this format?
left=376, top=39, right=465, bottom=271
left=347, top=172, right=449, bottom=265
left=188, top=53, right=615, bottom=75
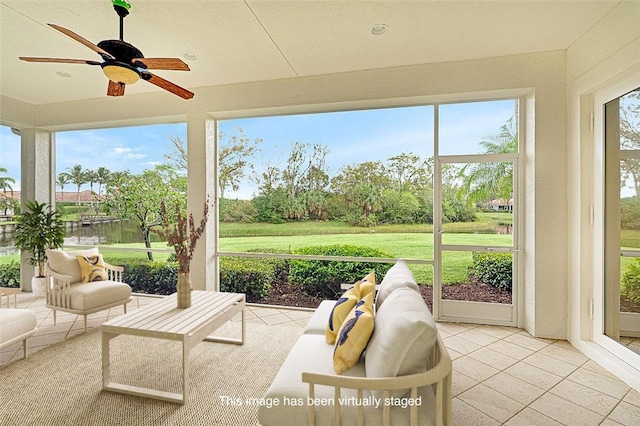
left=177, top=272, right=192, bottom=308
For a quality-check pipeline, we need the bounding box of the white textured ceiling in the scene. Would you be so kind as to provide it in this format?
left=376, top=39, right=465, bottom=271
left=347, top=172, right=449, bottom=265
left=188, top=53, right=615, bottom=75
left=0, top=0, right=620, bottom=106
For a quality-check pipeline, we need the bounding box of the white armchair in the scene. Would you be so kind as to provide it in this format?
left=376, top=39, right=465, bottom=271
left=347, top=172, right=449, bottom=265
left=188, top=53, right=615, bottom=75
left=45, top=248, right=132, bottom=332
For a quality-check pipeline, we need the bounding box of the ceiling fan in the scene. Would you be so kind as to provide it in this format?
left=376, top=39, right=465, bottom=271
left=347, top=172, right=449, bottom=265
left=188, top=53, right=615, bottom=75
left=19, top=0, right=194, bottom=99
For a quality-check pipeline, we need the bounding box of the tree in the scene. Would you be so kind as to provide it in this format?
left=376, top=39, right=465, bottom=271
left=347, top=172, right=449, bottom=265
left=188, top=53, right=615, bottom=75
left=95, top=166, right=111, bottom=198
left=85, top=169, right=98, bottom=209
left=620, top=89, right=640, bottom=196
left=164, top=135, right=188, bottom=171
left=386, top=153, right=430, bottom=192
left=380, top=189, right=421, bottom=224
left=331, top=161, right=387, bottom=224
left=61, top=164, right=88, bottom=207
left=457, top=115, right=518, bottom=205
left=0, top=167, right=15, bottom=216
left=0, top=167, right=15, bottom=195
left=102, top=169, right=182, bottom=260
left=218, top=128, right=260, bottom=199
left=56, top=173, right=70, bottom=200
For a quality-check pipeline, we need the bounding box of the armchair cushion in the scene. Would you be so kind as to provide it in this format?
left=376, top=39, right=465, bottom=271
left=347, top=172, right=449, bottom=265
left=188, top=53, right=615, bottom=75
left=69, top=280, right=131, bottom=311
left=46, top=248, right=99, bottom=284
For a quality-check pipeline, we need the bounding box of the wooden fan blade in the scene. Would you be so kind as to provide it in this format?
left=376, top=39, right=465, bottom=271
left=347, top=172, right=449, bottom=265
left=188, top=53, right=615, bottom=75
left=48, top=24, right=114, bottom=60
left=19, top=57, right=101, bottom=65
left=132, top=58, right=190, bottom=71
left=107, top=80, right=125, bottom=97
left=142, top=72, right=194, bottom=99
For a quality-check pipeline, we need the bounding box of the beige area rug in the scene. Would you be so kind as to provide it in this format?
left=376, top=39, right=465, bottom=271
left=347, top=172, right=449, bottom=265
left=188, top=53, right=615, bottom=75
left=0, top=321, right=303, bottom=426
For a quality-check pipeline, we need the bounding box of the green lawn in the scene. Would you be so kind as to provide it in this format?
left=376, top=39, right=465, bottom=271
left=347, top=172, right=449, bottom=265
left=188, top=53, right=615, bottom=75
left=218, top=231, right=512, bottom=285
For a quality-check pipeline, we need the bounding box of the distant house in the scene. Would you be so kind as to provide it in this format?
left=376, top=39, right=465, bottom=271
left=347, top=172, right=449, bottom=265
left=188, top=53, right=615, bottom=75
left=483, top=198, right=513, bottom=212
left=0, top=190, right=97, bottom=217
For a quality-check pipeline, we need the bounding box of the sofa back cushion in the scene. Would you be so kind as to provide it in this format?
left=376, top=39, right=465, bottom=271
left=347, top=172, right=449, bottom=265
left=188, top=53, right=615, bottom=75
left=375, top=259, right=419, bottom=310
left=46, top=248, right=99, bottom=284
left=365, top=287, right=437, bottom=398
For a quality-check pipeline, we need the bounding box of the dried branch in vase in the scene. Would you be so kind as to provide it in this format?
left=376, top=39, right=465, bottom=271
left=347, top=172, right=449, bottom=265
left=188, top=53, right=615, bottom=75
left=159, top=197, right=210, bottom=274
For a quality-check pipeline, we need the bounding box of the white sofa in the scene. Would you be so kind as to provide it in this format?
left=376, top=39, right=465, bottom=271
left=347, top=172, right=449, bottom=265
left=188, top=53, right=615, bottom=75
left=45, top=248, right=132, bottom=332
left=258, top=260, right=452, bottom=426
left=0, top=308, right=37, bottom=360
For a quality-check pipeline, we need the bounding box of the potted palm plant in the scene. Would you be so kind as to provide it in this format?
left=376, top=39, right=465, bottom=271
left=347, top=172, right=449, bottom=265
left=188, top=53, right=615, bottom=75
left=14, top=200, right=66, bottom=297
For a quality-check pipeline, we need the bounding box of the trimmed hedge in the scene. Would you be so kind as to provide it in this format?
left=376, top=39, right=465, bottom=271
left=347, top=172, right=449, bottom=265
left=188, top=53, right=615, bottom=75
left=470, top=252, right=512, bottom=291
left=105, top=257, right=178, bottom=295
left=622, top=258, right=640, bottom=305
left=220, top=257, right=275, bottom=301
left=289, top=244, right=393, bottom=299
left=0, top=260, right=20, bottom=288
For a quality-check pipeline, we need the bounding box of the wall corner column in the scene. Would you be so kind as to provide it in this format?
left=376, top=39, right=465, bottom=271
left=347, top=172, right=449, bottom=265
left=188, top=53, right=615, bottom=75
left=19, top=128, right=56, bottom=291
left=187, top=113, right=217, bottom=291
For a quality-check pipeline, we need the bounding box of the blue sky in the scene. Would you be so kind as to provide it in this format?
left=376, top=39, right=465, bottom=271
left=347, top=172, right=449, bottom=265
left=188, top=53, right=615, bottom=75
left=0, top=100, right=515, bottom=199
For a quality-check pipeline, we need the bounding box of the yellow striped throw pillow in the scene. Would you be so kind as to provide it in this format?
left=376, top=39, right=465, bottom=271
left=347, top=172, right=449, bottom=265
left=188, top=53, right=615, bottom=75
left=333, top=291, right=375, bottom=374
left=325, top=271, right=375, bottom=345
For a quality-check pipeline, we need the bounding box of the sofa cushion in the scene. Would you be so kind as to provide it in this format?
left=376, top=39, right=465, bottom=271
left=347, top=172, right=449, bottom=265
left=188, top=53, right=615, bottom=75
left=76, top=254, right=108, bottom=283
left=325, top=271, right=375, bottom=345
left=365, top=287, right=438, bottom=398
left=304, top=300, right=336, bottom=334
left=69, top=280, right=131, bottom=311
left=258, top=333, right=435, bottom=426
left=0, top=308, right=37, bottom=346
left=375, top=259, right=419, bottom=309
left=333, top=292, right=375, bottom=374
left=46, top=248, right=99, bottom=284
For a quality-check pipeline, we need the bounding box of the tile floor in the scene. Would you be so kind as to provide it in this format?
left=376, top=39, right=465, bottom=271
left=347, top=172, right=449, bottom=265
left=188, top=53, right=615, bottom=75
left=1, top=293, right=639, bottom=425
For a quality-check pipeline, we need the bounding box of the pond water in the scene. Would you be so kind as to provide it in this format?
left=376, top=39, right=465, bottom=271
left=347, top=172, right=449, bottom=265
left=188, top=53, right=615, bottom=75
left=0, top=220, right=158, bottom=255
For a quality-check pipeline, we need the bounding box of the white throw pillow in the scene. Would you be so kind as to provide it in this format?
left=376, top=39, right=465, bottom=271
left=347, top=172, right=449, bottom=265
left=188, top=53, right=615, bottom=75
left=375, top=259, right=420, bottom=309
left=46, top=248, right=99, bottom=284
left=365, top=287, right=438, bottom=398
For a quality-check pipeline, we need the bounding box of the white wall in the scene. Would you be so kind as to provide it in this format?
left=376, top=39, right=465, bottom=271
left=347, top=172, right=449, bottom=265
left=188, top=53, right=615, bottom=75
left=567, top=1, right=640, bottom=390
left=4, top=49, right=569, bottom=338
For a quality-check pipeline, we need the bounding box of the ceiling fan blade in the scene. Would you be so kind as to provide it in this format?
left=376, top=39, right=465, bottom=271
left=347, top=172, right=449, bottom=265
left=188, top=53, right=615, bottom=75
left=107, top=80, right=125, bottom=97
left=133, top=58, right=190, bottom=71
left=141, top=72, right=194, bottom=99
left=48, top=23, right=114, bottom=60
left=19, top=57, right=101, bottom=65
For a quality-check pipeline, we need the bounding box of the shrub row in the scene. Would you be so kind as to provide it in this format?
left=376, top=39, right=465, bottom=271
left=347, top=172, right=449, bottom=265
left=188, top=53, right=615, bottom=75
left=289, top=244, right=393, bottom=299
left=1, top=246, right=519, bottom=301
left=622, top=259, right=640, bottom=304
left=470, top=252, right=512, bottom=291
left=110, top=245, right=394, bottom=300
left=0, top=261, right=20, bottom=287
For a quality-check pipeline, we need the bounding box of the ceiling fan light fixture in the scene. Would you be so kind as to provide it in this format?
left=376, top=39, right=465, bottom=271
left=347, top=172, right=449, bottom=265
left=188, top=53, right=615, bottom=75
left=102, top=64, right=139, bottom=84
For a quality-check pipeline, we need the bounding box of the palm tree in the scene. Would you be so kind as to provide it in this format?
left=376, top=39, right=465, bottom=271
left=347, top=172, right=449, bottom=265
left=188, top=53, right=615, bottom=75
left=95, top=166, right=111, bottom=198
left=0, top=167, right=16, bottom=216
left=457, top=115, right=518, bottom=205
left=0, top=167, right=15, bottom=194
left=56, top=173, right=71, bottom=202
left=85, top=169, right=99, bottom=209
left=61, top=164, right=88, bottom=207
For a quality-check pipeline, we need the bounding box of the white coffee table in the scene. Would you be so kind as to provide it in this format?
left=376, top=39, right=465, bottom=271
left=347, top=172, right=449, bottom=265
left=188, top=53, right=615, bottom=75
left=101, top=290, right=245, bottom=403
